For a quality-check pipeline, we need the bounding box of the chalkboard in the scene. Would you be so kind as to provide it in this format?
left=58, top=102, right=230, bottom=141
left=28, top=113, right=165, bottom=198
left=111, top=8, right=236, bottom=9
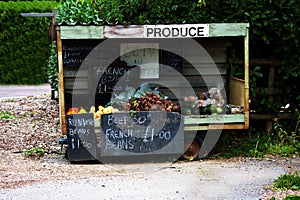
left=66, top=113, right=97, bottom=161
left=62, top=40, right=101, bottom=67
left=100, top=112, right=184, bottom=156
left=161, top=45, right=183, bottom=74
left=93, top=60, right=139, bottom=94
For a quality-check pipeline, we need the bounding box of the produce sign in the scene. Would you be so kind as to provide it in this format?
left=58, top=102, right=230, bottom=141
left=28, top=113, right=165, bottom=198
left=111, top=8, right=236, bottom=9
left=144, top=24, right=209, bottom=38
left=100, top=111, right=184, bottom=157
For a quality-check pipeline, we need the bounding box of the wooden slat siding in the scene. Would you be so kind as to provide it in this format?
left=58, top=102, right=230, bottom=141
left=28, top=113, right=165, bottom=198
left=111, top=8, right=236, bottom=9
left=185, top=52, right=227, bottom=64
left=65, top=90, right=90, bottom=94
left=182, top=37, right=231, bottom=100
left=60, top=26, right=104, bottom=39
left=64, top=78, right=88, bottom=90
left=185, top=39, right=231, bottom=63
left=183, top=64, right=227, bottom=75
left=63, top=67, right=88, bottom=78
left=197, top=38, right=232, bottom=47
left=64, top=63, right=227, bottom=77
left=185, top=76, right=227, bottom=86
left=184, top=46, right=228, bottom=63
left=104, top=25, right=144, bottom=38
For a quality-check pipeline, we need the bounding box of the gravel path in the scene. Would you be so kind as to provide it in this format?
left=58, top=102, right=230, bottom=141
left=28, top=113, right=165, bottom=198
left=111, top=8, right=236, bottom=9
left=0, top=154, right=293, bottom=200
left=0, top=94, right=299, bottom=200
left=0, top=84, right=51, bottom=99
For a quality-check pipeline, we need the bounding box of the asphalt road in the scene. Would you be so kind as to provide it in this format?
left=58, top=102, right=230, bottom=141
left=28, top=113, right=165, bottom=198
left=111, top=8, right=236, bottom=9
left=0, top=84, right=51, bottom=98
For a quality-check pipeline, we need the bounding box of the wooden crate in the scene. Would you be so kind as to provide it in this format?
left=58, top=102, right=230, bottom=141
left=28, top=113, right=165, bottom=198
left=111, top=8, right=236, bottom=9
left=229, top=77, right=245, bottom=107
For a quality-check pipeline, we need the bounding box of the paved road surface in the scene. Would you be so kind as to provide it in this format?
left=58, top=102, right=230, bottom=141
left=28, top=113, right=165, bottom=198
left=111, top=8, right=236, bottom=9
left=0, top=84, right=51, bottom=98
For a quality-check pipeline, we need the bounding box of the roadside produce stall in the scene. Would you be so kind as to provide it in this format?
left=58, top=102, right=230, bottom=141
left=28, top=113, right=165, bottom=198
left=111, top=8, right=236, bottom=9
left=56, top=23, right=249, bottom=162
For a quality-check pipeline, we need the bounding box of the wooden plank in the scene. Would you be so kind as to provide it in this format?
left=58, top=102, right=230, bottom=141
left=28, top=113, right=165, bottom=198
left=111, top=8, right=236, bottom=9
left=255, top=87, right=279, bottom=95
left=184, top=114, right=245, bottom=125
left=184, top=123, right=247, bottom=131
left=250, top=113, right=293, bottom=120
left=184, top=125, right=208, bottom=131
left=104, top=25, right=143, bottom=38
left=59, top=23, right=248, bottom=39
left=21, top=13, right=53, bottom=17
left=232, top=58, right=280, bottom=67
left=60, top=26, right=104, bottom=39
left=209, top=23, right=249, bottom=37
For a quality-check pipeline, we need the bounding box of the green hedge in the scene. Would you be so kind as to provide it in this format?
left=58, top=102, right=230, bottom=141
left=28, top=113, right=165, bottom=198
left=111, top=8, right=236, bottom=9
left=0, top=1, right=59, bottom=84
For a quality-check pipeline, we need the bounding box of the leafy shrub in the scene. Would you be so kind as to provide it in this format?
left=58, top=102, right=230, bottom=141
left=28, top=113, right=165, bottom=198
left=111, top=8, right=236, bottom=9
left=47, top=42, right=58, bottom=90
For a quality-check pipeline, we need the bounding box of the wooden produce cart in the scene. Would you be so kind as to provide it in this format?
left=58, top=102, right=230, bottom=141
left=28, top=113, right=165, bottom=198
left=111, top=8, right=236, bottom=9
left=56, top=23, right=249, bottom=162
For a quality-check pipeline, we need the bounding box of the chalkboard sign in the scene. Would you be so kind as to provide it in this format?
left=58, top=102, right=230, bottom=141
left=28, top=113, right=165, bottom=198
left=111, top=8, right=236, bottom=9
left=93, top=60, right=139, bottom=94
left=66, top=113, right=97, bottom=161
left=100, top=112, right=184, bottom=156
left=62, top=40, right=101, bottom=67
left=161, top=45, right=183, bottom=74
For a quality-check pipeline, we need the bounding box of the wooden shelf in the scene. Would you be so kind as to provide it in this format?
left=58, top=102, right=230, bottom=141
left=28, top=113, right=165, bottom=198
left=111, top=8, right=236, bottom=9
left=184, top=114, right=246, bottom=130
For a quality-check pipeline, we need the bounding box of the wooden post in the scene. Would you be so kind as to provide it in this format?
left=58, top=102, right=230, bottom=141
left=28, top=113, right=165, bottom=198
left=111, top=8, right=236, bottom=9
left=266, top=66, right=276, bottom=132
left=244, top=23, right=250, bottom=129
left=56, top=27, right=67, bottom=135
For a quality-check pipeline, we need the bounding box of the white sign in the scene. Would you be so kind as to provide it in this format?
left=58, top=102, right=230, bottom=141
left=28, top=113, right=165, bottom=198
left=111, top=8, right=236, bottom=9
left=144, top=24, right=209, bottom=38
left=120, top=43, right=159, bottom=79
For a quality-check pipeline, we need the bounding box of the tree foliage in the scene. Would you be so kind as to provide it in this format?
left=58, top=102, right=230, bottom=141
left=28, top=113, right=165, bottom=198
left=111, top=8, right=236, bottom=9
left=55, top=0, right=299, bottom=113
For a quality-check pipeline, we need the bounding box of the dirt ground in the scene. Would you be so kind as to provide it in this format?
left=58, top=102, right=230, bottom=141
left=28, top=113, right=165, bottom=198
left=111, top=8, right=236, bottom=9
left=0, top=87, right=299, bottom=199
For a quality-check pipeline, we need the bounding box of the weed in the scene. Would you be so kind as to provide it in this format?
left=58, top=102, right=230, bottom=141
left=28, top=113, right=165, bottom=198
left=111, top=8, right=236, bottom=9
left=270, top=195, right=300, bottom=200
left=4, top=99, right=14, bottom=102
left=283, top=195, right=300, bottom=200
left=21, top=148, right=45, bottom=158
left=209, top=109, right=300, bottom=159
left=274, top=171, right=300, bottom=190
left=0, top=111, right=15, bottom=119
